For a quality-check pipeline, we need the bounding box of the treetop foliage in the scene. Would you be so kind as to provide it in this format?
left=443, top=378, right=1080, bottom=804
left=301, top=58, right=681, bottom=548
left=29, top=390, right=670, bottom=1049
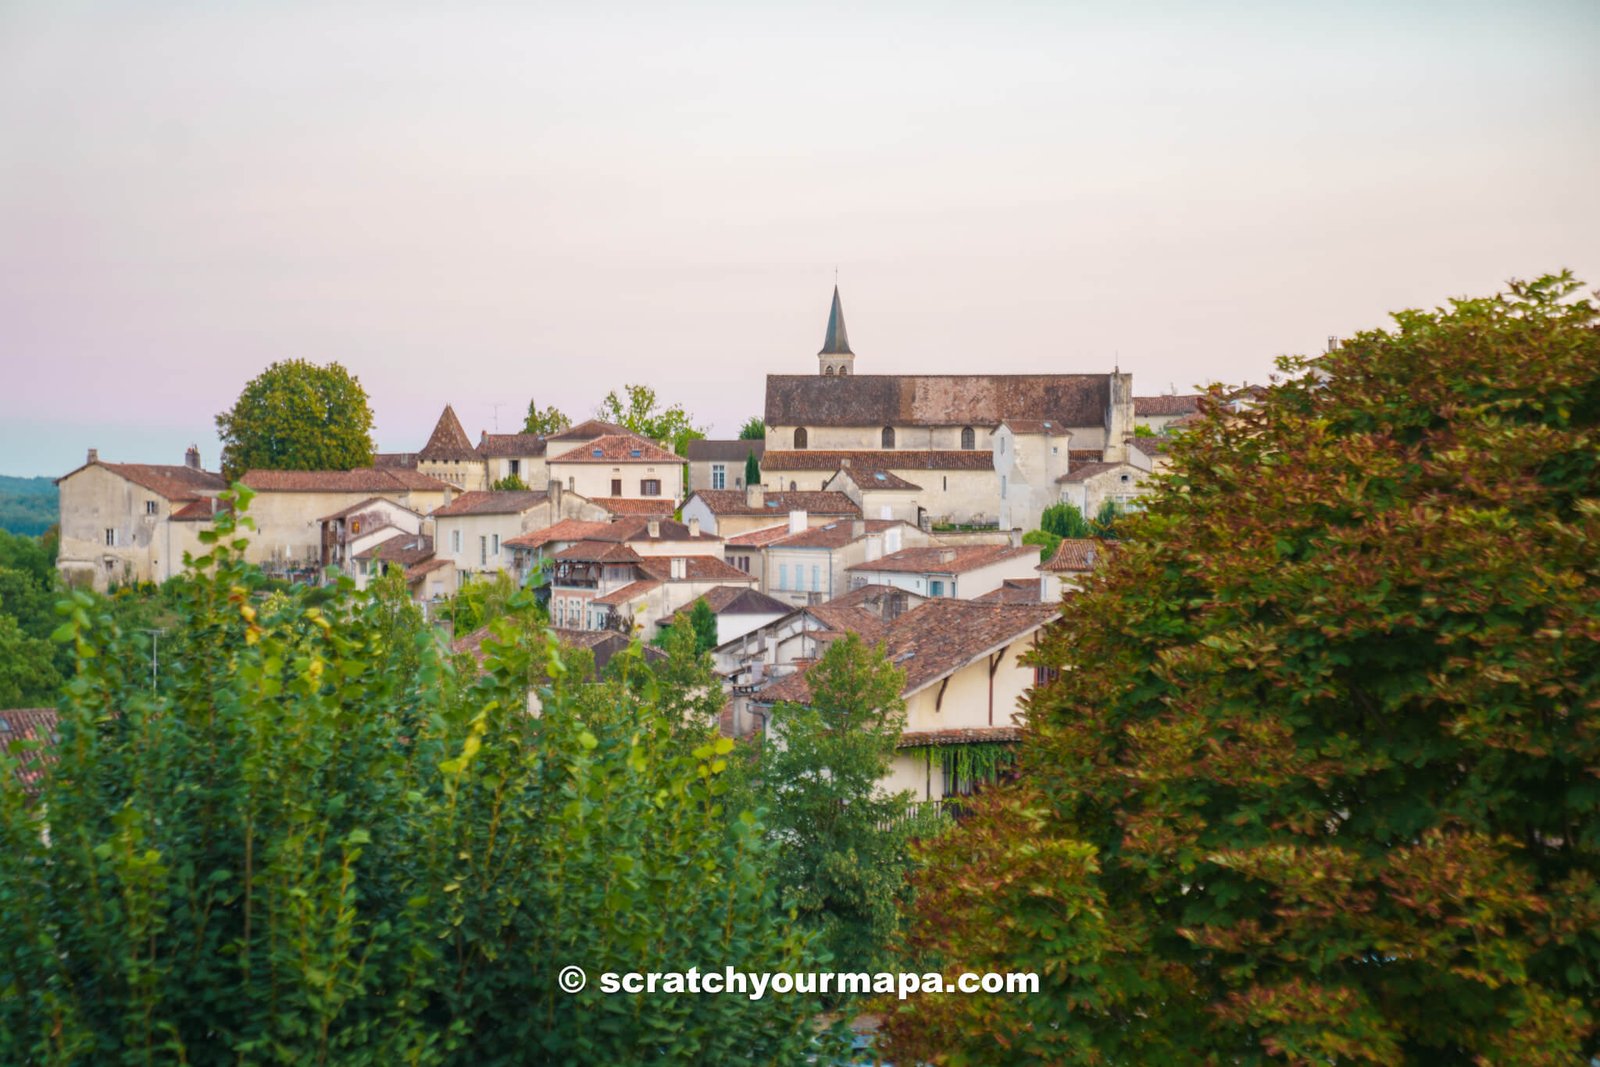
left=738, top=417, right=766, bottom=440
left=885, top=273, right=1600, bottom=1063
left=520, top=398, right=571, bottom=436
left=215, top=359, right=376, bottom=481
left=596, top=384, right=706, bottom=457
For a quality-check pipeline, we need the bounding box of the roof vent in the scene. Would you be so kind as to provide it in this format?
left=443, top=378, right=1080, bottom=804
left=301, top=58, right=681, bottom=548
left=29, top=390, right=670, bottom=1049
left=630, top=449, right=641, bottom=458
left=592, top=448, right=603, bottom=457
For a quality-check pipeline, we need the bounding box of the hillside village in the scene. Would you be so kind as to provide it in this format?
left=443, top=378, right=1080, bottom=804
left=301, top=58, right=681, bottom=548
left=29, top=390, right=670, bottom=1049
left=50, top=287, right=1216, bottom=810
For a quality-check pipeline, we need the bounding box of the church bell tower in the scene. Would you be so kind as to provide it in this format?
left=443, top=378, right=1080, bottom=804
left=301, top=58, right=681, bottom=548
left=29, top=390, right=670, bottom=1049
left=817, top=285, right=855, bottom=376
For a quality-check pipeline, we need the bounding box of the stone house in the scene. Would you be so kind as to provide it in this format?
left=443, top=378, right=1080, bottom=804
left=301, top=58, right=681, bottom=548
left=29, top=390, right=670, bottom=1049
left=762, top=517, right=931, bottom=607
left=1038, top=538, right=1112, bottom=601
left=430, top=486, right=611, bottom=587
left=55, top=447, right=227, bottom=590
left=661, top=585, right=791, bottom=647
left=415, top=405, right=487, bottom=491
left=820, top=465, right=924, bottom=526
left=846, top=541, right=1039, bottom=600
left=680, top=485, right=859, bottom=538
left=351, top=532, right=455, bottom=606
left=503, top=515, right=722, bottom=587
left=546, top=434, right=684, bottom=506
left=548, top=540, right=754, bottom=637
left=754, top=600, right=1059, bottom=809
left=1134, top=393, right=1203, bottom=433
left=317, top=497, right=426, bottom=580
left=687, top=438, right=764, bottom=494
left=478, top=432, right=551, bottom=488
left=1055, top=461, right=1151, bottom=520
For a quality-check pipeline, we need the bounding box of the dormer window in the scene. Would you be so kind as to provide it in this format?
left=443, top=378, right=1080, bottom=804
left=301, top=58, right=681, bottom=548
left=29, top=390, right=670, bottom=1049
left=881, top=427, right=895, bottom=449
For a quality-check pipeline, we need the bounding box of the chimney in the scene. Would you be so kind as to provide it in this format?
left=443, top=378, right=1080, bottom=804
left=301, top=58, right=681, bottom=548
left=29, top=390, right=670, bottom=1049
left=548, top=478, right=562, bottom=512
left=865, top=533, right=882, bottom=563
left=1009, top=527, right=1023, bottom=549
left=746, top=483, right=765, bottom=509
left=184, top=445, right=201, bottom=470
left=851, top=519, right=865, bottom=539
left=670, top=557, right=686, bottom=580
left=688, top=517, right=700, bottom=538
left=86, top=448, right=99, bottom=464
left=885, top=526, right=902, bottom=554
left=787, top=509, right=806, bottom=535
left=647, top=517, right=661, bottom=539
left=938, top=547, right=957, bottom=565
left=442, top=484, right=454, bottom=506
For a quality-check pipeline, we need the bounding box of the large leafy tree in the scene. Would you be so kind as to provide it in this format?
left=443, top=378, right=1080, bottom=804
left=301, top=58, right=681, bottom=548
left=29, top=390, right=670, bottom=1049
left=884, top=274, right=1600, bottom=1063
left=596, top=384, right=706, bottom=456
left=0, top=491, right=839, bottom=1065
left=738, top=417, right=766, bottom=441
left=215, top=359, right=375, bottom=480
left=521, top=397, right=571, bottom=436
left=742, top=634, right=918, bottom=975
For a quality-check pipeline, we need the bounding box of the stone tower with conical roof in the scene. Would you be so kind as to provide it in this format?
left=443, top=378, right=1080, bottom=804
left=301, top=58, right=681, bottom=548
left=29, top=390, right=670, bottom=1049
left=416, top=404, right=488, bottom=491
left=817, top=285, right=855, bottom=377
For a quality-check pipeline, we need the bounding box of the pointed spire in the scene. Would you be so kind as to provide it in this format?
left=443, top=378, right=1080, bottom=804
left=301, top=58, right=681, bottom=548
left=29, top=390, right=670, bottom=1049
left=819, top=285, right=852, bottom=355
left=420, top=404, right=478, bottom=459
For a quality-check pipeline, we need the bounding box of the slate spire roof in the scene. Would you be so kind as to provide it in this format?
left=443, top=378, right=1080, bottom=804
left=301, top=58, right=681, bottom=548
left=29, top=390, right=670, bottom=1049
left=819, top=285, right=852, bottom=356
left=420, top=404, right=478, bottom=461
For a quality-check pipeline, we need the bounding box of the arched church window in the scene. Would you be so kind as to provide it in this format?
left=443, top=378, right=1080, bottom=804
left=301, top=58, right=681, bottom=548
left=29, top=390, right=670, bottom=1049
left=961, top=426, right=975, bottom=450
left=839, top=367, right=849, bottom=376
left=824, top=366, right=835, bottom=376
left=794, top=427, right=808, bottom=450
left=790, top=481, right=798, bottom=491
left=881, top=427, right=895, bottom=449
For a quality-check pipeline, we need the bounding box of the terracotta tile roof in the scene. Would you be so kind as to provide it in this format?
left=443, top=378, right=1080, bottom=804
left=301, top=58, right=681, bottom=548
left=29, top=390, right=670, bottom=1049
left=687, top=490, right=860, bottom=517
left=431, top=490, right=550, bottom=517
left=1056, top=461, right=1138, bottom=484
left=594, top=579, right=663, bottom=606
left=849, top=543, right=1037, bottom=575
left=554, top=540, right=644, bottom=564
left=62, top=461, right=227, bottom=500
left=478, top=432, right=549, bottom=458
left=668, top=586, right=790, bottom=618
left=994, top=419, right=1064, bottom=435
left=0, top=707, right=58, bottom=791
left=373, top=451, right=419, bottom=469
left=1135, top=394, right=1203, bottom=417
left=765, top=374, right=1113, bottom=429
left=241, top=468, right=451, bottom=493
left=757, top=600, right=1059, bottom=704
left=419, top=404, right=479, bottom=461
left=897, top=726, right=1024, bottom=748
left=636, top=555, right=755, bottom=584
left=317, top=496, right=415, bottom=522
left=1069, top=449, right=1103, bottom=463
left=548, top=418, right=631, bottom=442
left=1040, top=538, right=1111, bottom=572
left=838, top=468, right=921, bottom=491
left=504, top=518, right=618, bottom=551
left=591, top=497, right=677, bottom=517
left=1129, top=434, right=1176, bottom=456
left=761, top=450, right=993, bottom=472
left=769, top=519, right=905, bottom=550
left=404, top=558, right=453, bottom=582
left=354, top=532, right=434, bottom=565
left=973, top=579, right=1043, bottom=604
left=1168, top=412, right=1206, bottom=430
left=687, top=439, right=766, bottom=462
left=170, top=498, right=228, bottom=522
left=725, top=523, right=793, bottom=547
left=549, top=434, right=681, bottom=465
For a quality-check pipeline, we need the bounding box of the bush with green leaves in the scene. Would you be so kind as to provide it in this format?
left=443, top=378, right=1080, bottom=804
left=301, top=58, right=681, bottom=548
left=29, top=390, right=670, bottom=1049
left=0, top=489, right=838, bottom=1065
left=884, top=274, right=1600, bottom=1063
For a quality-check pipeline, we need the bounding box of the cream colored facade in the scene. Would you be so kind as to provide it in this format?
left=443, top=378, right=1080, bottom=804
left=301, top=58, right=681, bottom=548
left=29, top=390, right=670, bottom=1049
left=770, top=464, right=997, bottom=526
left=848, top=549, right=1040, bottom=601
left=992, top=423, right=1071, bottom=532
left=433, top=492, right=612, bottom=584
left=1057, top=463, right=1152, bottom=519
left=763, top=522, right=932, bottom=607
left=55, top=461, right=223, bottom=590
left=547, top=458, right=683, bottom=505
left=880, top=635, right=1044, bottom=802
left=241, top=484, right=450, bottom=572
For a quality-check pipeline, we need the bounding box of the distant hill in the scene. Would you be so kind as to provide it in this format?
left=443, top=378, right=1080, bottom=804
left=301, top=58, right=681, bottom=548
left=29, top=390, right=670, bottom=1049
left=0, top=476, right=58, bottom=536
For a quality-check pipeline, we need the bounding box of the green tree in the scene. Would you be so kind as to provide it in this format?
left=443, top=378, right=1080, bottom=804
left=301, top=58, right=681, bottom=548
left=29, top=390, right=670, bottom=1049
left=687, top=598, right=719, bottom=655
left=884, top=274, right=1600, bottom=1064
left=490, top=473, right=528, bottom=491
left=215, top=359, right=375, bottom=480
left=521, top=397, right=571, bottom=436
left=597, top=384, right=706, bottom=456
left=1040, top=501, right=1092, bottom=540
left=744, top=449, right=761, bottom=488
left=1021, top=527, right=1060, bottom=563
left=0, top=489, right=840, bottom=1065
left=738, top=417, right=766, bottom=440
left=1091, top=499, right=1123, bottom=539
left=0, top=612, right=59, bottom=707
left=746, top=634, right=917, bottom=975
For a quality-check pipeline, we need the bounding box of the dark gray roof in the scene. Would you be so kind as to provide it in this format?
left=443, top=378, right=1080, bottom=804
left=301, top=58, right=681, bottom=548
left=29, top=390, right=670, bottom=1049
left=765, top=374, right=1112, bottom=429
left=686, top=439, right=766, bottom=462
left=819, top=285, right=852, bottom=355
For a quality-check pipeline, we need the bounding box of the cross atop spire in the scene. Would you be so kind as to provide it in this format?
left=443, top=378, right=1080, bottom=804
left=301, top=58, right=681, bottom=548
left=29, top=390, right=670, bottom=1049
left=819, top=285, right=853, bottom=356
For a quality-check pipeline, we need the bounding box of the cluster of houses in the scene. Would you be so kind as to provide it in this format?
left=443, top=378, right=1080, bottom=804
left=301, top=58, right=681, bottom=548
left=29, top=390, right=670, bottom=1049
left=48, top=287, right=1205, bottom=810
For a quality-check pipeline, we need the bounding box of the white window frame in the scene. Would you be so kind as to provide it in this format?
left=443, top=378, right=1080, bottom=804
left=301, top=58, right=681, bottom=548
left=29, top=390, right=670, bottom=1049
left=711, top=464, right=726, bottom=490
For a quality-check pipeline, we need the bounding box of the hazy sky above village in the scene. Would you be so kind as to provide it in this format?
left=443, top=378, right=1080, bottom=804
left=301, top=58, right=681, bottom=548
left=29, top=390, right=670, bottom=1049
left=2, top=1, right=1597, bottom=476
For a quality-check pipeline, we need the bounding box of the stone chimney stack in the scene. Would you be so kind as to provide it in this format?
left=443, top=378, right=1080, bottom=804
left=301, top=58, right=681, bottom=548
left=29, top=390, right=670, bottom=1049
left=1010, top=527, right=1023, bottom=548
left=86, top=448, right=99, bottom=464
left=746, top=483, right=765, bottom=509
left=184, top=445, right=201, bottom=470
left=787, top=510, right=807, bottom=535
left=670, top=557, right=686, bottom=580
left=548, top=478, right=563, bottom=513
left=1104, top=371, right=1133, bottom=463
left=688, top=517, right=700, bottom=538
left=647, top=517, right=661, bottom=539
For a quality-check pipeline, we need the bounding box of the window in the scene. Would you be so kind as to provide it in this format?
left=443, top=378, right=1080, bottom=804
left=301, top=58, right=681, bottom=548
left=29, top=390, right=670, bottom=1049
left=961, top=426, right=975, bottom=450
left=451, top=529, right=462, bottom=553
left=778, top=564, right=788, bottom=590
left=611, top=478, right=623, bottom=496
left=793, top=427, right=808, bottom=449
left=145, top=500, right=158, bottom=515
left=1034, top=666, right=1061, bottom=686
left=811, top=565, right=820, bottom=592
left=492, top=534, right=500, bottom=556
left=930, top=579, right=945, bottom=597
left=789, top=481, right=798, bottom=491
left=711, top=464, right=726, bottom=490
left=480, top=536, right=488, bottom=566
left=105, top=528, right=118, bottom=547
left=839, top=366, right=849, bottom=376
left=641, top=479, right=661, bottom=496
left=567, top=476, right=575, bottom=491
left=509, top=459, right=520, bottom=476
left=824, top=366, right=835, bottom=376
left=881, top=426, right=895, bottom=449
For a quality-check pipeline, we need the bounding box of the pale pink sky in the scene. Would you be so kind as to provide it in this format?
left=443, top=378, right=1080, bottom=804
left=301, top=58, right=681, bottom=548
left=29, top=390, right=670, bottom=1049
left=3, top=1, right=1597, bottom=476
